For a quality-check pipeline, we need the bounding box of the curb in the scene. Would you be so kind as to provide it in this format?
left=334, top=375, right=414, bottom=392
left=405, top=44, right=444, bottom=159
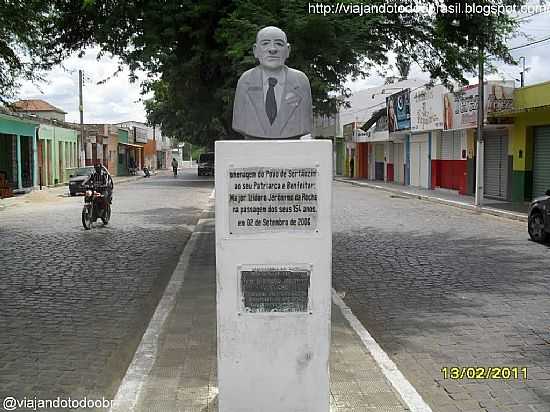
left=332, top=290, right=433, bottom=412
left=335, top=178, right=528, bottom=223
left=109, top=229, right=201, bottom=412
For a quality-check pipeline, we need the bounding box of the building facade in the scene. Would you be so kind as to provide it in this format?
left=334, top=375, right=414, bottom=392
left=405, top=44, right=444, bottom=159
left=444, top=81, right=515, bottom=199
left=312, top=113, right=344, bottom=175
left=37, top=124, right=78, bottom=186
left=341, top=79, right=426, bottom=183
left=0, top=112, right=39, bottom=196
left=490, top=81, right=550, bottom=201
left=410, top=85, right=452, bottom=191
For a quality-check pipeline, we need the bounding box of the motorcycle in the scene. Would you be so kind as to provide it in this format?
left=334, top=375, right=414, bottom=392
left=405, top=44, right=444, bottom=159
left=143, top=166, right=151, bottom=178
left=82, top=184, right=111, bottom=230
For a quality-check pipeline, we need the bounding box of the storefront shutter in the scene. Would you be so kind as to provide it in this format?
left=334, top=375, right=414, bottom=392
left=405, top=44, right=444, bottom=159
left=442, top=130, right=463, bottom=160
left=484, top=133, right=508, bottom=199
left=533, top=126, right=550, bottom=198
left=441, top=131, right=453, bottom=160
left=393, top=143, right=404, bottom=184
left=453, top=131, right=462, bottom=159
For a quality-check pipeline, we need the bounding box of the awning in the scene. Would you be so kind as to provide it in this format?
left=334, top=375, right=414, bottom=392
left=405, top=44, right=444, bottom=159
left=118, top=142, right=144, bottom=148
left=360, top=108, right=386, bottom=132
left=368, top=130, right=391, bottom=143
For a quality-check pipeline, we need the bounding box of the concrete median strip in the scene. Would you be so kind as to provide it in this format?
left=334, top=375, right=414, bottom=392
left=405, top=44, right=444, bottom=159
left=109, top=186, right=424, bottom=411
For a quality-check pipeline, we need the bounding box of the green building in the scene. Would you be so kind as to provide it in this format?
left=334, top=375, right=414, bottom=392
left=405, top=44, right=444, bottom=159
left=334, top=136, right=345, bottom=176
left=0, top=112, right=39, bottom=195
left=117, top=128, right=129, bottom=176
left=490, top=81, right=550, bottom=201
left=38, top=123, right=78, bottom=186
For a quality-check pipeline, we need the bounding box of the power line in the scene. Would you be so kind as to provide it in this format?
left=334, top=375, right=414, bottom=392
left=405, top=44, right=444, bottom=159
left=343, top=83, right=429, bottom=117
left=510, top=35, right=550, bottom=50
left=513, top=10, right=548, bottom=21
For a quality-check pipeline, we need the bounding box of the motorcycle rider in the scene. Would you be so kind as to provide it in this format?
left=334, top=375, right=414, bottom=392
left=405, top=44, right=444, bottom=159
left=143, top=165, right=151, bottom=178
left=87, top=162, right=113, bottom=204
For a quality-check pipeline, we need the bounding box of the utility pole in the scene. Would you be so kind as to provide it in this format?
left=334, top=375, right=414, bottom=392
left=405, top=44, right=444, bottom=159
left=519, top=56, right=526, bottom=87
left=153, top=125, right=157, bottom=170
left=79, top=70, right=85, bottom=166
left=474, top=44, right=485, bottom=207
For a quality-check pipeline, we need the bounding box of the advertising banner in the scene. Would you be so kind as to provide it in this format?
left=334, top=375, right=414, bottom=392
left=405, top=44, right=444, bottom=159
left=410, top=85, right=446, bottom=132
left=486, top=82, right=514, bottom=113
left=134, top=127, right=149, bottom=144
left=387, top=89, right=411, bottom=132
left=444, top=82, right=514, bottom=130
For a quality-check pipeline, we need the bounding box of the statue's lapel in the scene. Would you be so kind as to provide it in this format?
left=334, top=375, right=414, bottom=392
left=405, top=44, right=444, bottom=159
left=275, top=69, right=303, bottom=135
left=246, top=68, right=270, bottom=134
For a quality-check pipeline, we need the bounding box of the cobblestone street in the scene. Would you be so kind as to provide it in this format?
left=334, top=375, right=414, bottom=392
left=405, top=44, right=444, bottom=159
left=332, top=181, right=550, bottom=412
left=0, top=171, right=213, bottom=410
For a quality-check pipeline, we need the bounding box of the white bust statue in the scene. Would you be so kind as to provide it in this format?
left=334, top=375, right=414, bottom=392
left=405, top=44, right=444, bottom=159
left=232, top=26, right=313, bottom=139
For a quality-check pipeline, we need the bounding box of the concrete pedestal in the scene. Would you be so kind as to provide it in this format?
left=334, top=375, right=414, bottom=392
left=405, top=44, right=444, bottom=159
left=215, top=140, right=332, bottom=412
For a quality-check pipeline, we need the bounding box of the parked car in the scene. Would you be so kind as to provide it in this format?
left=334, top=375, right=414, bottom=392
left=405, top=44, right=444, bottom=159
left=198, top=152, right=215, bottom=176
left=69, top=166, right=111, bottom=196
left=528, top=189, right=550, bottom=243
left=69, top=166, right=95, bottom=196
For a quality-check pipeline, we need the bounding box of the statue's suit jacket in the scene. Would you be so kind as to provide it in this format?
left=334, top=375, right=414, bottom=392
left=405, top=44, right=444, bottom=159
left=232, top=66, right=312, bottom=139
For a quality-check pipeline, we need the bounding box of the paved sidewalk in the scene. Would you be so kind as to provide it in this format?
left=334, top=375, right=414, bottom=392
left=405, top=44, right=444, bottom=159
left=335, top=178, right=529, bottom=222
left=111, top=204, right=414, bottom=412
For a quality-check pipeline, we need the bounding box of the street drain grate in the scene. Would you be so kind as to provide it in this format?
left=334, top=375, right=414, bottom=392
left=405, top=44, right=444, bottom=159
left=390, top=195, right=409, bottom=199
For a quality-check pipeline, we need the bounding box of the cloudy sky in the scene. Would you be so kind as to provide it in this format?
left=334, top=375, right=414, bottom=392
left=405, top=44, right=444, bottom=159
left=348, top=8, right=550, bottom=91
left=18, top=8, right=550, bottom=124
left=18, top=47, right=151, bottom=124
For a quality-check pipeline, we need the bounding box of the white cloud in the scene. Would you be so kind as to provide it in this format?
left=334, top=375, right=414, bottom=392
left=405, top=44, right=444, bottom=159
left=347, top=10, right=550, bottom=92
left=18, top=48, right=150, bottom=124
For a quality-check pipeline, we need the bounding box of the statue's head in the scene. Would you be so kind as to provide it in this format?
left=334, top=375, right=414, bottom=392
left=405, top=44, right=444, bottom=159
left=253, top=26, right=290, bottom=71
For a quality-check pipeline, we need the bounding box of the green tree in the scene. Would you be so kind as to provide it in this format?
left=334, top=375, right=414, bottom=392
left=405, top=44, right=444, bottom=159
left=4, top=0, right=525, bottom=146
left=0, top=1, right=71, bottom=103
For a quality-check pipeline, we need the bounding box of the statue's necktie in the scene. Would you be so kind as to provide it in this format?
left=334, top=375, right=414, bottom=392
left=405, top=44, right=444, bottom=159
left=265, top=77, right=277, bottom=125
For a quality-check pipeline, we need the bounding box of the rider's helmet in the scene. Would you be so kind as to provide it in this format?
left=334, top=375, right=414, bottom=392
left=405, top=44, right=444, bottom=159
left=94, top=162, right=102, bottom=174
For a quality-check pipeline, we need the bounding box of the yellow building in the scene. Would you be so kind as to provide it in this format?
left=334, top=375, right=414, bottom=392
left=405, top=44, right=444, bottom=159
left=490, top=81, right=550, bottom=201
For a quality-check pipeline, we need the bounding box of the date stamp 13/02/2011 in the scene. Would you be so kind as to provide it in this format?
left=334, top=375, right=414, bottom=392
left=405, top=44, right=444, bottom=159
left=441, top=366, right=528, bottom=380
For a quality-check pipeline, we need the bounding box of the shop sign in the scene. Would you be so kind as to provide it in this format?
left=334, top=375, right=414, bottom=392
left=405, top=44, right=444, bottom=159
left=353, top=128, right=369, bottom=141
left=444, top=82, right=514, bottom=130
left=486, top=83, right=514, bottom=113
left=387, top=89, right=411, bottom=132
left=134, top=127, right=149, bottom=143
left=410, top=85, right=446, bottom=131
